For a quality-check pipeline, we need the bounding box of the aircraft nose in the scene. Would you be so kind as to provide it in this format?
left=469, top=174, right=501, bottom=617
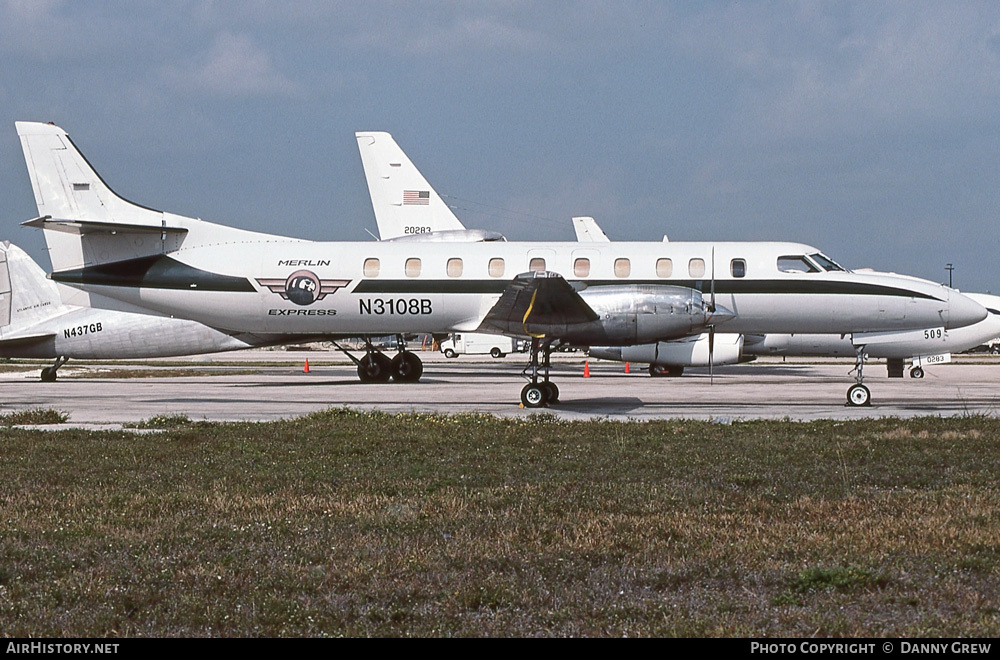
left=949, top=290, right=988, bottom=329
left=588, top=346, right=622, bottom=361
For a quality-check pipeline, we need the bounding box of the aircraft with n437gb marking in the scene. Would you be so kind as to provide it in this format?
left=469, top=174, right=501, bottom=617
left=15, top=122, right=987, bottom=406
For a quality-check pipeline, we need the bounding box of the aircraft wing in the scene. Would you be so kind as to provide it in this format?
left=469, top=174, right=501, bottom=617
left=477, top=271, right=599, bottom=338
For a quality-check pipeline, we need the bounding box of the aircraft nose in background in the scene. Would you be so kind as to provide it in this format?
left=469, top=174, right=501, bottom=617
left=949, top=290, right=988, bottom=329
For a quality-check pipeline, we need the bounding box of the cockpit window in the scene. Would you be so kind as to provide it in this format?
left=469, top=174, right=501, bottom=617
left=810, top=253, right=847, bottom=272
left=777, top=255, right=820, bottom=273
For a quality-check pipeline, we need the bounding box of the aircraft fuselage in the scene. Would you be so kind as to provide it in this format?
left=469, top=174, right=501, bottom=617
left=51, top=239, right=984, bottom=341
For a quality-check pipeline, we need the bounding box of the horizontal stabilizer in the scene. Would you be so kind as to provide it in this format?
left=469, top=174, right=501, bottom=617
left=22, top=216, right=188, bottom=237
left=477, top=271, right=599, bottom=338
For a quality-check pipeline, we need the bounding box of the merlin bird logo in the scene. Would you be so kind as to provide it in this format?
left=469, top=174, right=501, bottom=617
left=256, top=270, right=350, bottom=306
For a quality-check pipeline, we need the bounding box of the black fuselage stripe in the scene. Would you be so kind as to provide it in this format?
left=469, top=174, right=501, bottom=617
left=52, top=255, right=256, bottom=292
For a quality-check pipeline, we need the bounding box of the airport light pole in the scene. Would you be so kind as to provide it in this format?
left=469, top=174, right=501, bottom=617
left=946, top=263, right=954, bottom=288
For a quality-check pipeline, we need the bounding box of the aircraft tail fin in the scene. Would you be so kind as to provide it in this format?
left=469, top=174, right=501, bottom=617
left=572, top=216, right=611, bottom=242
left=16, top=121, right=165, bottom=226
left=356, top=131, right=465, bottom=239
left=16, top=121, right=188, bottom=272
left=15, top=121, right=280, bottom=273
left=0, top=242, right=65, bottom=332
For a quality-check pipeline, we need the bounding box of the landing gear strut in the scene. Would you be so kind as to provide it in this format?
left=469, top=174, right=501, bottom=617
left=40, top=356, right=68, bottom=382
left=520, top=338, right=558, bottom=408
left=846, top=345, right=871, bottom=406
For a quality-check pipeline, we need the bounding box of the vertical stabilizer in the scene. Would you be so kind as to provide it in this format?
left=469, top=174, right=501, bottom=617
left=356, top=131, right=465, bottom=239
left=16, top=121, right=164, bottom=226
left=0, top=243, right=64, bottom=331
left=16, top=121, right=281, bottom=272
left=572, top=216, right=611, bottom=242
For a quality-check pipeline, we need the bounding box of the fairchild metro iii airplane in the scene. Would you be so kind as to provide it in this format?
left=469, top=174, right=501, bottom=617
left=16, top=121, right=987, bottom=407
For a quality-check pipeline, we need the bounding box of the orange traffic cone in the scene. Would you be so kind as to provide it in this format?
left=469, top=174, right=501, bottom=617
left=625, top=362, right=630, bottom=373
left=584, top=361, right=590, bottom=378
left=304, top=359, right=310, bottom=373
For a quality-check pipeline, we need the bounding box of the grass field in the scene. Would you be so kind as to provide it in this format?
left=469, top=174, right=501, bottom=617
left=1, top=409, right=998, bottom=637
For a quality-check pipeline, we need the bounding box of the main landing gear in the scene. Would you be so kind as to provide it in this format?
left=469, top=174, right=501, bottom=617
left=520, top=338, right=559, bottom=408
left=846, top=345, right=871, bottom=407
left=40, top=356, right=69, bottom=382
left=648, top=364, right=684, bottom=377
left=334, top=335, right=423, bottom=383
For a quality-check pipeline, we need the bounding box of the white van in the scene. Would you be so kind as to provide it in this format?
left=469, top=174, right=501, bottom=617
left=439, top=333, right=517, bottom=358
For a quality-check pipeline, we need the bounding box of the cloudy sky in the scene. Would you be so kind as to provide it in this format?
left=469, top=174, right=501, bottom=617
left=1, top=1, right=999, bottom=290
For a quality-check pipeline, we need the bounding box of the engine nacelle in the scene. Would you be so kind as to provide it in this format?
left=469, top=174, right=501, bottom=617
left=590, top=333, right=744, bottom=367
left=569, top=285, right=724, bottom=346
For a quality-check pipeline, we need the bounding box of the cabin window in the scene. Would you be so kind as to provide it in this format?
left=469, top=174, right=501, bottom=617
left=730, top=259, right=746, bottom=278
left=447, top=258, right=463, bottom=278
left=488, top=258, right=505, bottom=278
left=688, top=258, right=706, bottom=278
left=777, top=255, right=820, bottom=273
left=573, top=258, right=591, bottom=278
left=363, top=258, right=380, bottom=277
left=810, top=253, right=846, bottom=272
left=529, top=257, right=546, bottom=272
left=614, top=258, right=631, bottom=278
left=656, top=258, right=673, bottom=278
left=405, top=258, right=422, bottom=277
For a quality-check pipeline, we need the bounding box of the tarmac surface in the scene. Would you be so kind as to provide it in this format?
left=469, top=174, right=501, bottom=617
left=3, top=349, right=1000, bottom=427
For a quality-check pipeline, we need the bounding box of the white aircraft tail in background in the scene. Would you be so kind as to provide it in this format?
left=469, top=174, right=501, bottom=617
left=572, top=216, right=611, bottom=242
left=355, top=131, right=502, bottom=242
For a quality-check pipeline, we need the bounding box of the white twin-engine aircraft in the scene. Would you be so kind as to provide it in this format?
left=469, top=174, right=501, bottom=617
left=16, top=122, right=987, bottom=407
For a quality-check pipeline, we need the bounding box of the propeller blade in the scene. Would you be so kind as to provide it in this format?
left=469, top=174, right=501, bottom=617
left=710, top=246, right=716, bottom=312
left=709, top=325, right=715, bottom=385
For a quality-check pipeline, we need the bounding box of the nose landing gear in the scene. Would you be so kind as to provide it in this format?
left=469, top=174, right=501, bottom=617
left=846, top=345, right=872, bottom=407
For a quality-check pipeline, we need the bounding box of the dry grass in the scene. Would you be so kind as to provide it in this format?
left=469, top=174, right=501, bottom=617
left=0, top=410, right=998, bottom=637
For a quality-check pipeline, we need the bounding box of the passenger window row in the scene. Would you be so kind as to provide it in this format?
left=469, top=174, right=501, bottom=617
left=362, top=256, right=754, bottom=278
